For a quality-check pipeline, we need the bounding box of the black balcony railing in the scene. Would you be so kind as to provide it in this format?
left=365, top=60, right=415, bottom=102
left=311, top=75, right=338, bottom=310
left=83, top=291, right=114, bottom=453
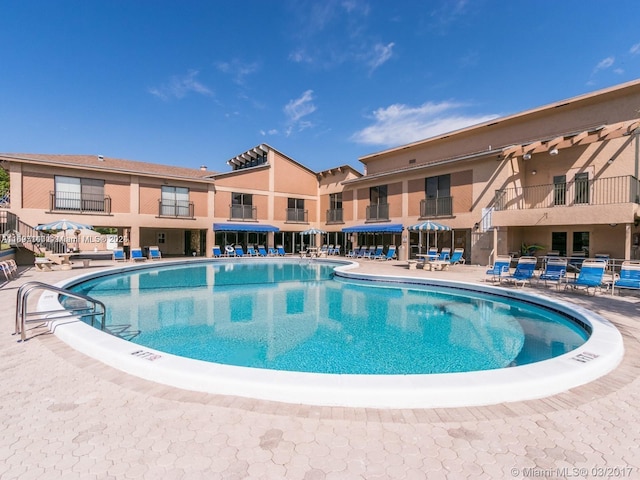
left=286, top=208, right=308, bottom=223
left=494, top=175, right=640, bottom=211
left=229, top=204, right=257, bottom=221
left=366, top=203, right=389, bottom=221
left=158, top=200, right=194, bottom=218
left=50, top=192, right=112, bottom=214
left=326, top=208, right=343, bottom=224
left=420, top=196, right=453, bottom=217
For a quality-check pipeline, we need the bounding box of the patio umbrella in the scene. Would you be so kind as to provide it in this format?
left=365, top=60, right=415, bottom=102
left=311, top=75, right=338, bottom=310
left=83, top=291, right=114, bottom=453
left=407, top=221, right=451, bottom=253
left=35, top=219, right=94, bottom=249
left=299, top=227, right=327, bottom=248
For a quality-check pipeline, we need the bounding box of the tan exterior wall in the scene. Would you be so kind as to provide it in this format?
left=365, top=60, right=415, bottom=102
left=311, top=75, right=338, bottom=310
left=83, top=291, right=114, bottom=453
left=139, top=184, right=158, bottom=215
left=407, top=179, right=423, bottom=217
left=451, top=170, right=473, bottom=214
left=342, top=190, right=354, bottom=222
left=21, top=171, right=52, bottom=209
left=254, top=194, right=269, bottom=221
left=388, top=182, right=402, bottom=218
left=273, top=152, right=317, bottom=195
left=106, top=181, right=131, bottom=214
left=214, top=167, right=270, bottom=190
left=191, top=189, right=208, bottom=217
left=273, top=196, right=287, bottom=222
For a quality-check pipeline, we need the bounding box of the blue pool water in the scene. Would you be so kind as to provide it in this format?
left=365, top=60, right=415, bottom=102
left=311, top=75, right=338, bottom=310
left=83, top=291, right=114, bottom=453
left=67, top=260, right=589, bottom=375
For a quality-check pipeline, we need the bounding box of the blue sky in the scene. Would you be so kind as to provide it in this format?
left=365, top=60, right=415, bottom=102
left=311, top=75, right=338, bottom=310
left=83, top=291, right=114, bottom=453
left=2, top=1, right=640, bottom=174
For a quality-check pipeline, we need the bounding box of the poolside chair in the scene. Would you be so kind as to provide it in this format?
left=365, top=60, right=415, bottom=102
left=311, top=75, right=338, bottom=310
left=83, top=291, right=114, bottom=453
left=130, top=248, right=146, bottom=262
left=319, top=245, right=329, bottom=257
left=246, top=245, right=258, bottom=256
left=112, top=248, right=126, bottom=261
left=437, top=248, right=451, bottom=261
left=564, top=259, right=607, bottom=296
left=538, top=257, right=567, bottom=289
left=426, top=247, right=438, bottom=261
left=485, top=255, right=512, bottom=283
left=268, top=247, right=278, bottom=256
left=148, top=246, right=162, bottom=260
left=501, top=256, right=537, bottom=287
left=1, top=261, right=14, bottom=281
left=345, top=247, right=357, bottom=258
left=449, top=248, right=465, bottom=265
left=611, top=260, right=640, bottom=295
left=370, top=245, right=384, bottom=259
left=212, top=245, right=223, bottom=258
left=330, top=244, right=341, bottom=255
left=361, top=246, right=375, bottom=259
left=257, top=245, right=268, bottom=257
left=377, top=245, right=396, bottom=261
left=234, top=245, right=245, bottom=257
left=276, top=245, right=286, bottom=256
left=225, top=245, right=235, bottom=256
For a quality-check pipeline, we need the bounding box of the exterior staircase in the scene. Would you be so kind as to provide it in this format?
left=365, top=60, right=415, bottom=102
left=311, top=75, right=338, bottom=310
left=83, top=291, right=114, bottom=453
left=1, top=210, right=68, bottom=260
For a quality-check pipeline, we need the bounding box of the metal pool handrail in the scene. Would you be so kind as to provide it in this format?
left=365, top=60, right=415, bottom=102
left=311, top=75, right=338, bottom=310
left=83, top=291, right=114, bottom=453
left=15, top=281, right=106, bottom=342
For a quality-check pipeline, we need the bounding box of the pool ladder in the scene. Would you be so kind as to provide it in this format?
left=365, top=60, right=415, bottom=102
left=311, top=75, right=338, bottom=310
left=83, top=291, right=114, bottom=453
left=15, top=281, right=106, bottom=342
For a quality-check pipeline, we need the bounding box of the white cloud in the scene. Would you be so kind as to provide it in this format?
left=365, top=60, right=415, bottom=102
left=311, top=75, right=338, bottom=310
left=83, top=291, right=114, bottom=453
left=283, top=90, right=317, bottom=136
left=630, top=43, right=640, bottom=55
left=593, top=57, right=615, bottom=73
left=216, top=60, right=260, bottom=85
left=149, top=70, right=213, bottom=101
left=368, top=42, right=395, bottom=72
left=351, top=101, right=499, bottom=146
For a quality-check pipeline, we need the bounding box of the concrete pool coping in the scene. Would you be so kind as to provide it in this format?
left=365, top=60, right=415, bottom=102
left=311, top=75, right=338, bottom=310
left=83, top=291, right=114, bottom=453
left=38, top=258, right=624, bottom=409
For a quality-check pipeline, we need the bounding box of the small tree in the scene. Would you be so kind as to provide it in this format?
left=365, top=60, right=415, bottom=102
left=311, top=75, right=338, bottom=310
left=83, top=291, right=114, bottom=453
left=0, top=167, right=8, bottom=195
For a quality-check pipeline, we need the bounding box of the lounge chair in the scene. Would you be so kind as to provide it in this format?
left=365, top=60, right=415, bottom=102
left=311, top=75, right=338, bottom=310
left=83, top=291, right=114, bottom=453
left=212, top=245, right=223, bottom=258
left=611, top=260, right=640, bottom=295
left=225, top=245, right=235, bottom=256
left=257, top=245, right=268, bottom=257
left=426, top=247, right=438, bottom=261
left=564, top=259, right=607, bottom=295
left=449, top=248, right=465, bottom=265
left=438, top=248, right=451, bottom=261
left=234, top=245, right=245, bottom=257
left=268, top=247, right=278, bottom=256
left=148, top=246, right=162, bottom=260
left=486, top=255, right=512, bottom=283
left=501, top=256, right=537, bottom=287
left=112, top=248, right=126, bottom=261
left=246, top=245, right=258, bottom=256
left=276, top=245, right=286, bottom=256
left=370, top=245, right=384, bottom=259
left=330, top=245, right=341, bottom=255
left=538, top=257, right=567, bottom=289
left=130, top=248, right=146, bottom=262
left=1, top=261, right=14, bottom=281
left=319, top=245, right=328, bottom=257
left=361, top=246, right=375, bottom=259
left=345, top=247, right=357, bottom=258
left=377, top=245, right=396, bottom=261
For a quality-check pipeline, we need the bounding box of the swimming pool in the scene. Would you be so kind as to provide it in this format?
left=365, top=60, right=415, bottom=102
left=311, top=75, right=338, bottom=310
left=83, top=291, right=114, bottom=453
left=41, top=258, right=624, bottom=408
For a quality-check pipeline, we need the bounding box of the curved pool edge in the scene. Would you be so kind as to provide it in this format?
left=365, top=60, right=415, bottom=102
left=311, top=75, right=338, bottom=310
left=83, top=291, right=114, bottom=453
left=38, top=259, right=625, bottom=409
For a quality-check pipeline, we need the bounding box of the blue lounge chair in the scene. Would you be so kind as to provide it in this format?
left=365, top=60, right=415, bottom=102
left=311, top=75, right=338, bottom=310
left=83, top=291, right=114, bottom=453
left=257, top=245, right=268, bottom=257
left=352, top=246, right=365, bottom=258
left=268, top=247, right=278, bottom=256
left=538, top=257, right=567, bottom=289
left=449, top=248, right=465, bottom=265
left=276, top=245, right=286, bottom=256
left=377, top=245, right=396, bottom=261
left=564, top=259, right=607, bottom=296
left=370, top=245, right=384, bottom=259
left=437, top=248, right=451, bottom=261
left=361, top=246, right=375, bottom=259
left=330, top=244, right=341, bottom=255
left=486, top=255, right=512, bottom=283
left=112, top=248, right=126, bottom=261
left=612, top=260, right=640, bottom=295
left=234, top=245, right=245, bottom=257
left=426, top=247, right=438, bottom=261
left=130, top=248, right=146, bottom=262
left=148, top=246, right=162, bottom=260
left=319, top=245, right=328, bottom=256
left=246, top=245, right=258, bottom=256
left=502, top=256, right=537, bottom=287
left=212, top=245, right=223, bottom=257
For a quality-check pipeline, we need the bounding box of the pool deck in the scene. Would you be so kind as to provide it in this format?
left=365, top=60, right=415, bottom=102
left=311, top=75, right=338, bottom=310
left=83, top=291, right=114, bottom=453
left=1, top=258, right=639, bottom=479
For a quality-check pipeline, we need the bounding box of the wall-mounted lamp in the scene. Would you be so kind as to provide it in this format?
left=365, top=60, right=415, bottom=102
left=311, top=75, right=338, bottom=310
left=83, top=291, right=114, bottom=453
left=473, top=222, right=480, bottom=231
left=531, top=169, right=537, bottom=175
left=522, top=153, right=532, bottom=161
left=549, top=148, right=559, bottom=156
left=607, top=158, right=614, bottom=165
left=609, top=223, right=618, bottom=227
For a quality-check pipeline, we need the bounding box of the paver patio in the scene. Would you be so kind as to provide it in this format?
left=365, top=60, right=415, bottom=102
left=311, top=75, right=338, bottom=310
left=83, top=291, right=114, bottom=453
left=1, top=258, right=639, bottom=479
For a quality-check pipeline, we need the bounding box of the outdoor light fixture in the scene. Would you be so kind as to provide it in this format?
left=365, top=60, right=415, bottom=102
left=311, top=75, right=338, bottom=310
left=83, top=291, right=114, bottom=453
left=549, top=148, right=559, bottom=156
left=523, top=153, right=532, bottom=160
left=531, top=170, right=537, bottom=175
left=607, top=158, right=614, bottom=165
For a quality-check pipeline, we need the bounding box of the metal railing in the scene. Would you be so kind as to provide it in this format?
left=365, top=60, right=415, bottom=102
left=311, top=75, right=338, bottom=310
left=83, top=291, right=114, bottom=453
left=494, top=175, right=640, bottom=211
left=0, top=190, right=9, bottom=209
left=420, top=196, right=453, bottom=217
left=15, top=281, right=106, bottom=342
left=286, top=208, right=308, bottom=223
left=229, top=204, right=257, bottom=221
left=158, top=200, right=194, bottom=218
left=326, top=208, right=343, bottom=223
left=1, top=211, right=67, bottom=253
left=50, top=192, right=112, bottom=214
left=366, top=203, right=389, bottom=221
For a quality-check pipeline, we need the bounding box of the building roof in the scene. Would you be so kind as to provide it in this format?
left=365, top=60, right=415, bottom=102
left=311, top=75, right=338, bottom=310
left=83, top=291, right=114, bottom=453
left=358, top=78, right=640, bottom=164
left=0, top=153, right=216, bottom=182
left=316, top=164, right=363, bottom=178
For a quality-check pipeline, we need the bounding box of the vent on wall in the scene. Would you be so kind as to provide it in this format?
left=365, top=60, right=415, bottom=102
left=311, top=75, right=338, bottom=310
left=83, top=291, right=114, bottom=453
left=409, top=159, right=416, bottom=164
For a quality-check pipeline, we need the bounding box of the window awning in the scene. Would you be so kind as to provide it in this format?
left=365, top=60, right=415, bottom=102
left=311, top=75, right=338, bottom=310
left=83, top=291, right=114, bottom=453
left=342, top=223, right=404, bottom=233
left=213, top=223, right=280, bottom=233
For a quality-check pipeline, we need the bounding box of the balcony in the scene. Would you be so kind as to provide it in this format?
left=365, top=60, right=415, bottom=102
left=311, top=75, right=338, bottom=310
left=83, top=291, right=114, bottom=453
left=420, top=196, right=453, bottom=218
left=230, top=204, right=257, bottom=221
left=50, top=192, right=112, bottom=214
left=286, top=208, right=308, bottom=223
left=158, top=200, right=195, bottom=218
left=366, top=203, right=389, bottom=221
left=326, top=208, right=343, bottom=224
left=494, top=175, right=640, bottom=211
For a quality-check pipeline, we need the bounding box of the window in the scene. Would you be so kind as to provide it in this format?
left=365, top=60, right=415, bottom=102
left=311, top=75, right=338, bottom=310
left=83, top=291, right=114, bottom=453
left=368, top=185, right=388, bottom=221
left=157, top=232, right=166, bottom=244
left=424, top=175, right=452, bottom=216
left=574, top=173, right=590, bottom=204
left=287, top=198, right=306, bottom=222
left=551, top=232, right=567, bottom=256
left=370, top=185, right=387, bottom=205
left=572, top=231, right=589, bottom=256
left=327, top=193, right=343, bottom=223
left=161, top=186, right=190, bottom=216
left=54, top=176, right=105, bottom=212
left=553, top=175, right=566, bottom=206
left=231, top=193, right=254, bottom=220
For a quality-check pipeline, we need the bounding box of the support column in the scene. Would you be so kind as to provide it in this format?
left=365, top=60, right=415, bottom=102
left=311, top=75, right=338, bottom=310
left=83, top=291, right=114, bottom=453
left=625, top=223, right=632, bottom=260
